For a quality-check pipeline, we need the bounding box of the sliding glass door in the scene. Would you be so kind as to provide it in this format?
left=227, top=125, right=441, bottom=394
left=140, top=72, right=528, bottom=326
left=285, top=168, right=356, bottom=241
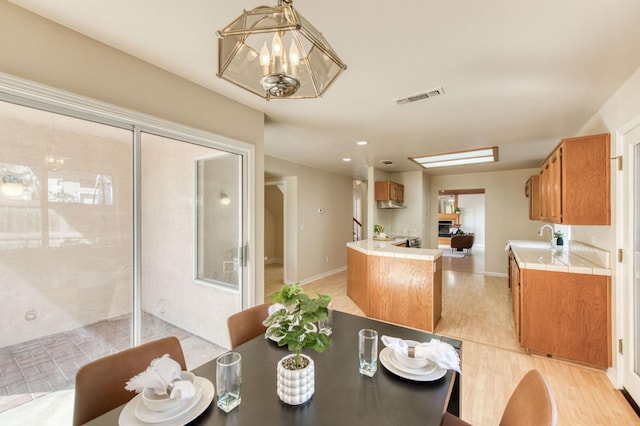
left=0, top=99, right=134, bottom=413
left=0, top=84, right=250, bottom=421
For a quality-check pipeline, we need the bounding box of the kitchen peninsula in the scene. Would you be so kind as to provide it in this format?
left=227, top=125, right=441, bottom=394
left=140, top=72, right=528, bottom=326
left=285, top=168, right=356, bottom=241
left=347, top=239, right=443, bottom=332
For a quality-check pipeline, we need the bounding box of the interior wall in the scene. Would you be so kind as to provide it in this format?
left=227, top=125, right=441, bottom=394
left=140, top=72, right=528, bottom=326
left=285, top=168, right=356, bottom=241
left=457, top=194, right=486, bottom=247
left=264, top=185, right=284, bottom=263
left=430, top=168, right=541, bottom=275
left=422, top=173, right=431, bottom=247
left=0, top=0, right=265, bottom=317
left=369, top=167, right=393, bottom=235
left=574, top=65, right=640, bottom=382
left=265, top=156, right=352, bottom=283
left=388, top=171, right=423, bottom=237
left=575, top=66, right=640, bottom=248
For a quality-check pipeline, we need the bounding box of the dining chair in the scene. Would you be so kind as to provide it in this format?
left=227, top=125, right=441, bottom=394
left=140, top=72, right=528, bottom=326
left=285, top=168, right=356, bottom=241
left=441, top=369, right=557, bottom=426
left=227, top=303, right=270, bottom=349
left=73, top=336, right=187, bottom=426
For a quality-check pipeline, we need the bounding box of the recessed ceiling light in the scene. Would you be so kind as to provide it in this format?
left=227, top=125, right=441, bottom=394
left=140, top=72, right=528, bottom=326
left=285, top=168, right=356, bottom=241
left=409, top=147, right=498, bottom=169
left=380, top=160, right=393, bottom=165
left=356, top=140, right=368, bottom=146
left=342, top=157, right=352, bottom=162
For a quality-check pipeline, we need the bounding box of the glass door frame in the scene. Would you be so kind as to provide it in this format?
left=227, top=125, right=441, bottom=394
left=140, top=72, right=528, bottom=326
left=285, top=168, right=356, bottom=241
left=0, top=72, right=256, bottom=347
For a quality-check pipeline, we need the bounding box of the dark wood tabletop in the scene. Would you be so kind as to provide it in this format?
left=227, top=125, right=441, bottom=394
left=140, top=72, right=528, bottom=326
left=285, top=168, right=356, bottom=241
left=85, top=311, right=461, bottom=426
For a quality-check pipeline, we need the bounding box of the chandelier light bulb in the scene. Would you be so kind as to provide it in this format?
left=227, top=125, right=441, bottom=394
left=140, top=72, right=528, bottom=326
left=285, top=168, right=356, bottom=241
left=271, top=33, right=283, bottom=58
left=260, top=42, right=270, bottom=66
left=289, top=41, right=300, bottom=76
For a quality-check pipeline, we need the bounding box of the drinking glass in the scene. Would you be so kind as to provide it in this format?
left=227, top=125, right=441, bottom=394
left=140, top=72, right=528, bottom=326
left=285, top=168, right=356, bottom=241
left=216, top=352, right=242, bottom=413
left=318, top=302, right=333, bottom=335
left=358, top=329, right=378, bottom=377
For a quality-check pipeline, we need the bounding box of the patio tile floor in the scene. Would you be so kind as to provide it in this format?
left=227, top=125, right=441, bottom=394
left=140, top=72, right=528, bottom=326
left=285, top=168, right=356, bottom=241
left=0, top=312, right=223, bottom=413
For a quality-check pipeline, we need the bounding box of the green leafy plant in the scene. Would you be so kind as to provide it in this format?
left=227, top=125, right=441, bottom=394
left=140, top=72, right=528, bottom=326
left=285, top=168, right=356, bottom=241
left=553, top=231, right=564, bottom=238
left=263, top=284, right=331, bottom=369
left=373, top=224, right=383, bottom=234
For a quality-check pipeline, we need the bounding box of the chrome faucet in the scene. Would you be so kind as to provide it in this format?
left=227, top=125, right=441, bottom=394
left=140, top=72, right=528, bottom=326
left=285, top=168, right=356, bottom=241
left=537, top=224, right=555, bottom=248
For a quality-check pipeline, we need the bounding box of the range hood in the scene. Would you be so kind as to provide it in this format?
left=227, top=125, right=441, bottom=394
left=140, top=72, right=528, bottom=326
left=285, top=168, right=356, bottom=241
left=377, top=200, right=406, bottom=209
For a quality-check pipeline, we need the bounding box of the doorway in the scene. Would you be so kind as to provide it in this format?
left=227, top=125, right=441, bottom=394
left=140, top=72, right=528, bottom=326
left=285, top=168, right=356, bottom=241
left=264, top=177, right=298, bottom=300
left=437, top=189, right=486, bottom=273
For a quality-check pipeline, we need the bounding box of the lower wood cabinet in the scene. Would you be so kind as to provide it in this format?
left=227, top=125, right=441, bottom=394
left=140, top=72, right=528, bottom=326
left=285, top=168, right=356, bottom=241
left=347, top=247, right=442, bottom=332
left=518, top=268, right=611, bottom=368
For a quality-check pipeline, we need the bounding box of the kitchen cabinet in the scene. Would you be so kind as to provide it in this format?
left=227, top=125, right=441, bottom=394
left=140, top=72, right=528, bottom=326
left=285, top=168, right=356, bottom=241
left=508, top=254, right=610, bottom=368
left=375, top=180, right=404, bottom=203
left=539, top=133, right=610, bottom=225
left=525, top=175, right=541, bottom=221
left=347, top=243, right=442, bottom=332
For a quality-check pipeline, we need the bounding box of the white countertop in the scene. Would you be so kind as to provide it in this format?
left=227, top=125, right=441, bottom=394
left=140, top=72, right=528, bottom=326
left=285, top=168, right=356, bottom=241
left=347, top=239, right=442, bottom=261
left=507, top=240, right=611, bottom=276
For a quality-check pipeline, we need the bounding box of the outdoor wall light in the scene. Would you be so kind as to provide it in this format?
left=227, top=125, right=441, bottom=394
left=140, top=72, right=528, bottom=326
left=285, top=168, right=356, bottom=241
left=1, top=175, right=24, bottom=197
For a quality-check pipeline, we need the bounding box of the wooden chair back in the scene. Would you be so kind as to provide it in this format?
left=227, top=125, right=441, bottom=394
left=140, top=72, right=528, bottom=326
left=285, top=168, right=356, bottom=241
left=73, top=336, right=186, bottom=426
left=441, top=369, right=556, bottom=426
left=227, top=303, right=270, bottom=349
left=500, top=369, right=557, bottom=426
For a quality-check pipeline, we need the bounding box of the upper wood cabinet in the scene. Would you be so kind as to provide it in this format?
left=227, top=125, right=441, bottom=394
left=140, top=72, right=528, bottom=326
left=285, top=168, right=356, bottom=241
left=539, top=133, right=610, bottom=225
left=375, top=181, right=404, bottom=203
left=525, top=175, right=541, bottom=221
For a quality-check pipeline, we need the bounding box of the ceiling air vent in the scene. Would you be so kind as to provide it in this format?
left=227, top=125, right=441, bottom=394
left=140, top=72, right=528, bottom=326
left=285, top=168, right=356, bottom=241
left=395, top=86, right=445, bottom=105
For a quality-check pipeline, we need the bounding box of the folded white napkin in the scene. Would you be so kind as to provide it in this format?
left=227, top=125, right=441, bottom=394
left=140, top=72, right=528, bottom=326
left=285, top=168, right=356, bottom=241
left=381, top=335, right=461, bottom=373
left=125, top=354, right=196, bottom=401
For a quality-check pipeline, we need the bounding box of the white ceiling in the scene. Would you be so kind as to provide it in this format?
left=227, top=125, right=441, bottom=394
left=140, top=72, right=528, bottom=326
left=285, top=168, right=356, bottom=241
left=8, top=0, right=640, bottom=180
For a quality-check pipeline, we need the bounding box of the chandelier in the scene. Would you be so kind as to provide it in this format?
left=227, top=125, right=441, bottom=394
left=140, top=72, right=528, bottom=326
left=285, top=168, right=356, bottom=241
left=216, top=0, right=347, bottom=100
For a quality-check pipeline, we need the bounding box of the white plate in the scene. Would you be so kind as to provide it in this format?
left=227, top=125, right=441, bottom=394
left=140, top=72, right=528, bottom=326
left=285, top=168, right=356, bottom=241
left=389, top=351, right=437, bottom=376
left=379, top=347, right=447, bottom=382
left=119, top=377, right=214, bottom=426
left=135, top=383, right=202, bottom=423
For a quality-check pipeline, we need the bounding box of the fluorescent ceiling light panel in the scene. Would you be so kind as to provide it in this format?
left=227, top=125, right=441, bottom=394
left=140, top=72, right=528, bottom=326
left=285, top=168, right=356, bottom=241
left=410, top=147, right=498, bottom=169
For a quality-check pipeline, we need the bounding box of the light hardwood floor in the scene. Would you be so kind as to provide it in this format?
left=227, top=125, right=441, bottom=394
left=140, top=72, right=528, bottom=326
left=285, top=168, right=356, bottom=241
left=264, top=261, right=640, bottom=425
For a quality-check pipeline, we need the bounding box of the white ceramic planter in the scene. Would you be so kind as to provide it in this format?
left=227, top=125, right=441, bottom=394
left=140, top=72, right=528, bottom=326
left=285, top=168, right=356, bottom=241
left=276, top=354, right=314, bottom=405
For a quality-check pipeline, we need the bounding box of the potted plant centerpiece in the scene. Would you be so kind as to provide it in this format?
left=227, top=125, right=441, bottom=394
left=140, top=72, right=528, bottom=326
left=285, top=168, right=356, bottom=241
left=554, top=231, right=564, bottom=246
left=263, top=283, right=331, bottom=405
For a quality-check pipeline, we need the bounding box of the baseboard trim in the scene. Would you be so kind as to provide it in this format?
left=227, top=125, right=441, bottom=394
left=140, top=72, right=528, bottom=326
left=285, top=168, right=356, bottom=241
left=297, top=266, right=347, bottom=286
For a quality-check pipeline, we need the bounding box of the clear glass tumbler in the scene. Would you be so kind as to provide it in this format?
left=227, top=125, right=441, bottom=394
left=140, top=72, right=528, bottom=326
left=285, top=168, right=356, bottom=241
left=216, top=351, right=242, bottom=413
left=318, top=302, right=333, bottom=335
left=358, top=329, right=378, bottom=377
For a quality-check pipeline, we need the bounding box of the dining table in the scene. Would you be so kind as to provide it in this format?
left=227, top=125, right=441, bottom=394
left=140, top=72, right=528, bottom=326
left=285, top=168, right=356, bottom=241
left=85, top=311, right=462, bottom=426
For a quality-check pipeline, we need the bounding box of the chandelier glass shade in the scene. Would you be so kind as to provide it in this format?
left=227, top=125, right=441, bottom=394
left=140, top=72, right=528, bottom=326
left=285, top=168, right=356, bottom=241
left=216, top=0, right=346, bottom=100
